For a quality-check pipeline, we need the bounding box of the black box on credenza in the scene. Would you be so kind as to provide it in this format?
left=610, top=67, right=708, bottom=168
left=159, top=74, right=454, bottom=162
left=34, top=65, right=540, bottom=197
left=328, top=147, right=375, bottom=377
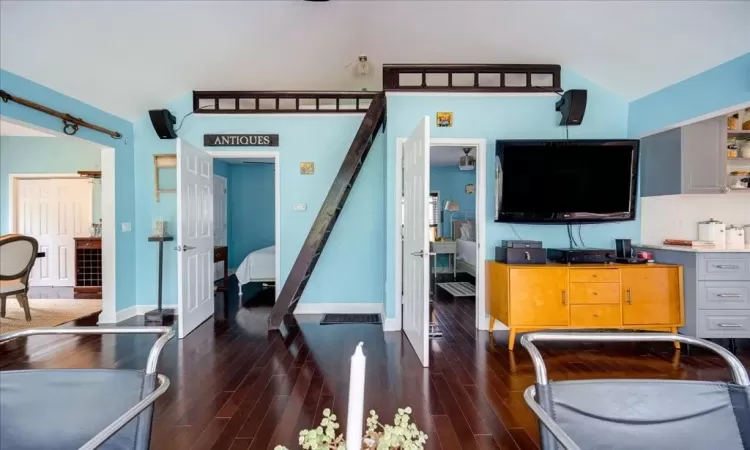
left=495, top=246, right=547, bottom=264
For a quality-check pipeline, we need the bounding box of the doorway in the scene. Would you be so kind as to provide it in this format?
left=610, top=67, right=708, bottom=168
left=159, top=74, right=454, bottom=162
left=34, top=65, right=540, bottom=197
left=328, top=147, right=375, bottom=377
left=175, top=141, right=281, bottom=338
left=395, top=136, right=488, bottom=339
left=1, top=116, right=116, bottom=323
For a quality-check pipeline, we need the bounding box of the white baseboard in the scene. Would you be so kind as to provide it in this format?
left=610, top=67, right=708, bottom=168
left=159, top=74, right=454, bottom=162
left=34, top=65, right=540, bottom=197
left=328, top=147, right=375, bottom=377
left=114, top=304, right=178, bottom=323
left=294, top=302, right=382, bottom=315
left=381, top=303, right=401, bottom=331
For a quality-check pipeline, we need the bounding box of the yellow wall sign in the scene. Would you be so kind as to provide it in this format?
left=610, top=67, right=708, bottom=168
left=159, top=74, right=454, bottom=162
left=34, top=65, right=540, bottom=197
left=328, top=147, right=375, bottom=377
left=436, top=112, right=453, bottom=127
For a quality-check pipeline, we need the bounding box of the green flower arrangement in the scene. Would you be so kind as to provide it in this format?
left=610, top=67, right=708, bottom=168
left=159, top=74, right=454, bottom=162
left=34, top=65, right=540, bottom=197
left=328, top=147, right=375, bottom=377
left=274, top=407, right=428, bottom=450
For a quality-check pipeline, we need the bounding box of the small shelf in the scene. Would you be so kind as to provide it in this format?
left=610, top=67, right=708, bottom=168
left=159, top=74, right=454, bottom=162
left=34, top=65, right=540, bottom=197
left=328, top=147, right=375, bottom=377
left=727, top=130, right=750, bottom=137
left=728, top=157, right=750, bottom=162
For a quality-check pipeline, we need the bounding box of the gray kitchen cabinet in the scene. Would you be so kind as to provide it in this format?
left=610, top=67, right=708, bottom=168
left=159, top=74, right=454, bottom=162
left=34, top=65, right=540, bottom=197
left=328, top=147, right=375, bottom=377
left=640, top=117, right=727, bottom=196
left=636, top=248, right=750, bottom=339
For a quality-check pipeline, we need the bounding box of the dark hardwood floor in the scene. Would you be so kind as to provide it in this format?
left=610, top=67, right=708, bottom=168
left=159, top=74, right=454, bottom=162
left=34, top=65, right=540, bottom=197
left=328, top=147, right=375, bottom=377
left=1, top=281, right=749, bottom=450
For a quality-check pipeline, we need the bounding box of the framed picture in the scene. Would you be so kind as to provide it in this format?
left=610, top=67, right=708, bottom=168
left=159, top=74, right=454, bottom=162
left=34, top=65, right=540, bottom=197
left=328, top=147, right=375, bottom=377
left=436, top=112, right=453, bottom=127
left=465, top=184, right=475, bottom=195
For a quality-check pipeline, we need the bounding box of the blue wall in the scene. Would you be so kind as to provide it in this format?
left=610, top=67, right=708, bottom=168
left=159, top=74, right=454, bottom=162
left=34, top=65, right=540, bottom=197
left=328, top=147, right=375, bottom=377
left=227, top=163, right=275, bottom=268
left=133, top=93, right=386, bottom=307
left=629, top=52, right=750, bottom=137
left=385, top=70, right=631, bottom=318
left=430, top=165, right=476, bottom=238
left=0, top=136, right=103, bottom=233
left=0, top=70, right=136, bottom=311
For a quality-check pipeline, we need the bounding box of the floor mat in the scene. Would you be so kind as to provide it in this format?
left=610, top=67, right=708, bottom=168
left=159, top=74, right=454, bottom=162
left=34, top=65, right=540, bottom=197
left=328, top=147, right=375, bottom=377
left=436, top=282, right=476, bottom=297
left=320, top=313, right=382, bottom=325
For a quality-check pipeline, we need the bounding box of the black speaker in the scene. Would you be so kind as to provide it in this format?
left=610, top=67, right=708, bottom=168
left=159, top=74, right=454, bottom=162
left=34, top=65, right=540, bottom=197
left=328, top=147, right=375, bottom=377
left=555, top=89, right=587, bottom=126
left=615, top=239, right=632, bottom=258
left=149, top=109, right=177, bottom=139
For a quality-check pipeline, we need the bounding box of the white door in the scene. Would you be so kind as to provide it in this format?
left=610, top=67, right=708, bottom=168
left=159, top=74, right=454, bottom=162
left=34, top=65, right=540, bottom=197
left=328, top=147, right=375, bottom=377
left=177, top=139, right=215, bottom=338
left=213, top=175, right=227, bottom=281
left=402, top=117, right=431, bottom=367
left=16, top=178, right=92, bottom=287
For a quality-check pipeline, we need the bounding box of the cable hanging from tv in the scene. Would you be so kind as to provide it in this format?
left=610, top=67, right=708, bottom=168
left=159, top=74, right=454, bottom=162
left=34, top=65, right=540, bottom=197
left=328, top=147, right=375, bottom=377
left=0, top=89, right=122, bottom=139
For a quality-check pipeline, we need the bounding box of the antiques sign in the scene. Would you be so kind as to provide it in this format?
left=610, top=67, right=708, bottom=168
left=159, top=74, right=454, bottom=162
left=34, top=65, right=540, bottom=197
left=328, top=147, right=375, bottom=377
left=204, top=134, right=279, bottom=147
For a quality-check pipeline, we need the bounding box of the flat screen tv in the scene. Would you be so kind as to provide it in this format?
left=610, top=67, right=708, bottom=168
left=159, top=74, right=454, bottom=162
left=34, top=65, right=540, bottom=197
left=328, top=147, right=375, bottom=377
left=495, top=140, right=639, bottom=223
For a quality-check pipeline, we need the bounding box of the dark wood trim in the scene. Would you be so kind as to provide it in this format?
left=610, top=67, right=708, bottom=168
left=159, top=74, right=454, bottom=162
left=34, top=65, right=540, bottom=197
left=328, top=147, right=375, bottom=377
left=382, top=64, right=562, bottom=93
left=192, top=91, right=379, bottom=114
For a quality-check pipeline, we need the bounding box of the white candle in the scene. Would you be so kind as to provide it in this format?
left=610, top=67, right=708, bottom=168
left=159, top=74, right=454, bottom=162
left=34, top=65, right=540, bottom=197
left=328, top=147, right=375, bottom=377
left=346, top=342, right=366, bottom=450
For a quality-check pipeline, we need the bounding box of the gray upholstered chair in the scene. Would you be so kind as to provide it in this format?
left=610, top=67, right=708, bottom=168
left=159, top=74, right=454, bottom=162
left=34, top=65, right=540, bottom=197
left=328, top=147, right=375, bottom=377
left=0, top=234, right=38, bottom=322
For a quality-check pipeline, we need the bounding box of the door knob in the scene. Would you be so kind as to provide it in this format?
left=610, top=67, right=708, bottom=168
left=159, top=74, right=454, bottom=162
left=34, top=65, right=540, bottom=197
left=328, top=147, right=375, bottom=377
left=174, top=245, right=196, bottom=252
left=411, top=250, right=436, bottom=258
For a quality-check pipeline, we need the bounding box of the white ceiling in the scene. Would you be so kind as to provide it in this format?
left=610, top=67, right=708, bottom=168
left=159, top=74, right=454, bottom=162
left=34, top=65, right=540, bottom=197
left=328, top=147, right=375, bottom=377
left=1, top=1, right=748, bottom=119
left=0, top=118, right=55, bottom=137
left=431, top=145, right=475, bottom=166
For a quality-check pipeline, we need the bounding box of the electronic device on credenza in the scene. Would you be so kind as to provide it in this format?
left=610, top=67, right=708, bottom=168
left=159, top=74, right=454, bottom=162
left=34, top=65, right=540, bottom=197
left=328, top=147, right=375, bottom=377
left=494, top=139, right=640, bottom=223
left=547, top=248, right=614, bottom=264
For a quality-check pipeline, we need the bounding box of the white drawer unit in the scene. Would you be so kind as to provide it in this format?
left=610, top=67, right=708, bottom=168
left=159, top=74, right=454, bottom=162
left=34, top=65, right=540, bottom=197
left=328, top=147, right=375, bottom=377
left=697, top=281, right=750, bottom=310
left=698, top=255, right=750, bottom=281
left=697, top=310, right=750, bottom=338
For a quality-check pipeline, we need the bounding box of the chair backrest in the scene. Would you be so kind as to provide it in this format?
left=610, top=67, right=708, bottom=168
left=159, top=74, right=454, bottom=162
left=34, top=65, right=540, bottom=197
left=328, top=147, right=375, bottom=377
left=0, top=234, right=39, bottom=281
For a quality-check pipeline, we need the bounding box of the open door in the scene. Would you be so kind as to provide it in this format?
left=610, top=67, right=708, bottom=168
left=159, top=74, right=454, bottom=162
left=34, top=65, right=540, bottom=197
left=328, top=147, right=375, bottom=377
left=176, top=139, right=215, bottom=339
left=402, top=117, right=431, bottom=367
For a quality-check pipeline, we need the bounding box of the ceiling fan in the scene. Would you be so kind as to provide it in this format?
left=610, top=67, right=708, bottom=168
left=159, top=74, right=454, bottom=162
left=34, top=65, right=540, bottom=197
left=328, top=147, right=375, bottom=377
left=458, top=147, right=476, bottom=171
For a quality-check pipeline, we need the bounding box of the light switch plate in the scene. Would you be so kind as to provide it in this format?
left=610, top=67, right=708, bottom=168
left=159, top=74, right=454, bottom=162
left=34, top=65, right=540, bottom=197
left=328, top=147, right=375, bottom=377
left=293, top=204, right=307, bottom=211
left=121, top=222, right=132, bottom=232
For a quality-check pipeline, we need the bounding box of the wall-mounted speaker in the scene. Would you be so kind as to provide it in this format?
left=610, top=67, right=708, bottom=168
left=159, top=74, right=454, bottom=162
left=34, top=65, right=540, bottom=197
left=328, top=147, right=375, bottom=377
left=555, top=89, right=587, bottom=126
left=149, top=109, right=177, bottom=139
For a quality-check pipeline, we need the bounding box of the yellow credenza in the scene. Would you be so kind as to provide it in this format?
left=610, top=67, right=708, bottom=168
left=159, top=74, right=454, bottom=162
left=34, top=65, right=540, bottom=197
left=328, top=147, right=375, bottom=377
left=486, top=262, right=684, bottom=350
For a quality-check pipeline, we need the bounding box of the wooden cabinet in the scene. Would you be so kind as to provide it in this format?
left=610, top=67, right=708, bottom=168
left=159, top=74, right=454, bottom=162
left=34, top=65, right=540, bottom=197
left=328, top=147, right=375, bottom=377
left=487, top=262, right=684, bottom=350
left=621, top=267, right=682, bottom=326
left=640, top=117, right=728, bottom=196
left=508, top=267, right=568, bottom=326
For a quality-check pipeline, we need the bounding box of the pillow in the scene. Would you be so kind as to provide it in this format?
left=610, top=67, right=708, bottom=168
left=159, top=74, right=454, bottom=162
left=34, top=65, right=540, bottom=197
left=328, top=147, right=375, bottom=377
left=460, top=222, right=474, bottom=241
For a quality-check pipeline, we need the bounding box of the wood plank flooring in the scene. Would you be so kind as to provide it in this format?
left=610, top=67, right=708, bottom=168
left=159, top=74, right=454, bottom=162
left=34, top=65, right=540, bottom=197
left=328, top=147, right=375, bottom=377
left=1, top=288, right=749, bottom=450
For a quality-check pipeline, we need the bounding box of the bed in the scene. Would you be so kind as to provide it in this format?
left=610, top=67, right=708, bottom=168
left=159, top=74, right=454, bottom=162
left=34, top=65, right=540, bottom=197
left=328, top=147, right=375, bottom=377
left=235, top=245, right=276, bottom=297
left=451, top=216, right=477, bottom=277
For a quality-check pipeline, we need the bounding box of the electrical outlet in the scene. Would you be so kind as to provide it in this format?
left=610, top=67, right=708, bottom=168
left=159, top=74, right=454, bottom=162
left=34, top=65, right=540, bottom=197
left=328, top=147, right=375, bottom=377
left=293, top=204, right=307, bottom=212
left=121, top=222, right=132, bottom=232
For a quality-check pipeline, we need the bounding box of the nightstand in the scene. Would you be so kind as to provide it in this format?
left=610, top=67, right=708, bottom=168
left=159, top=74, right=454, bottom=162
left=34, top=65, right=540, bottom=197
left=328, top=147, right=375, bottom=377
left=430, top=240, right=458, bottom=281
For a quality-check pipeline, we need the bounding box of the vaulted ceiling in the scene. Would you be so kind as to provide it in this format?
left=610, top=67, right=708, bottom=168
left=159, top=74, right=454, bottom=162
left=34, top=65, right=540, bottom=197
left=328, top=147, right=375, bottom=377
left=1, top=1, right=748, bottom=119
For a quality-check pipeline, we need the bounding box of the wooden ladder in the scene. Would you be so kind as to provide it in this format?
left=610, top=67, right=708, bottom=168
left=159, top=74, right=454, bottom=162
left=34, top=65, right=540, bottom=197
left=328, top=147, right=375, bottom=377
left=268, top=93, right=386, bottom=330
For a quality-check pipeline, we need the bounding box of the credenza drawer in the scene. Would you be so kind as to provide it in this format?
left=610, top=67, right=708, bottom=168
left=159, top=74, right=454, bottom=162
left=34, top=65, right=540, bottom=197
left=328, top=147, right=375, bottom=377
left=569, top=269, right=619, bottom=283
left=569, top=283, right=620, bottom=304
left=75, top=239, right=101, bottom=250
left=698, top=255, right=750, bottom=281
left=570, top=305, right=621, bottom=327
left=697, top=310, right=750, bottom=338
left=697, top=282, right=750, bottom=310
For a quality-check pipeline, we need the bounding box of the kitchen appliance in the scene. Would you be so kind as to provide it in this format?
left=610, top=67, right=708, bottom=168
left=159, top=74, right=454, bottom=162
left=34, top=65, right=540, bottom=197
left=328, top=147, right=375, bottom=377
left=495, top=140, right=639, bottom=223
left=547, top=248, right=614, bottom=264
left=726, top=225, right=746, bottom=249
left=495, top=246, right=546, bottom=264
left=698, top=218, right=726, bottom=246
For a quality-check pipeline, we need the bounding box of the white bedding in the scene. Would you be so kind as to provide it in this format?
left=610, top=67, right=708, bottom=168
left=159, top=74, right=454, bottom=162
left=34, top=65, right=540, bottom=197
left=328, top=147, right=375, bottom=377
left=456, top=239, right=477, bottom=267
left=236, top=245, right=276, bottom=286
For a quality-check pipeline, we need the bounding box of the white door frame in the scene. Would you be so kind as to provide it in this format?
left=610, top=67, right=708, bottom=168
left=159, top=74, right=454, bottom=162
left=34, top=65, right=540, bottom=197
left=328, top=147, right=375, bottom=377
left=395, top=137, right=488, bottom=331
left=2, top=115, right=116, bottom=323
left=206, top=150, right=281, bottom=297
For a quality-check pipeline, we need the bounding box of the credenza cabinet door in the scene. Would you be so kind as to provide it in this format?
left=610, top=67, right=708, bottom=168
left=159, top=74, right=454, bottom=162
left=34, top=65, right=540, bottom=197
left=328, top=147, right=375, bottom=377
left=509, top=268, right=569, bottom=326
left=622, top=267, right=682, bottom=326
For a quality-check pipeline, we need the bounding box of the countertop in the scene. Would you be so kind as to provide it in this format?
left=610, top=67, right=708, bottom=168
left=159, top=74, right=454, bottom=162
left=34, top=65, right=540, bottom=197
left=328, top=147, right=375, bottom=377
left=636, top=243, right=750, bottom=253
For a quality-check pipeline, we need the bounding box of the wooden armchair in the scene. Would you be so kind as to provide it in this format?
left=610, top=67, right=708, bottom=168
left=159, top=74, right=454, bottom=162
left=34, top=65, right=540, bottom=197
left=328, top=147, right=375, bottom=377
left=0, top=234, right=39, bottom=321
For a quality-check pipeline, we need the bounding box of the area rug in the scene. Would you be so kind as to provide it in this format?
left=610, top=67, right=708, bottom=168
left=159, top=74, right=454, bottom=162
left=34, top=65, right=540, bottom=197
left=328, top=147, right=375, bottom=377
left=436, top=281, right=476, bottom=297
left=0, top=298, right=101, bottom=334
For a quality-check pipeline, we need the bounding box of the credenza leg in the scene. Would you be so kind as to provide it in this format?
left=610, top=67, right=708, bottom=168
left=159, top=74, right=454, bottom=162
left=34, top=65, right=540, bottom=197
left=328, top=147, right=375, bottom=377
left=508, top=328, right=517, bottom=351
left=671, top=326, right=680, bottom=349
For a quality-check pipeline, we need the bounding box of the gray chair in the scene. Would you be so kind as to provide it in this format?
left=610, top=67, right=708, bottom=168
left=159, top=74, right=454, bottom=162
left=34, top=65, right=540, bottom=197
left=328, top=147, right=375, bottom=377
left=522, top=332, right=750, bottom=450
left=0, top=234, right=38, bottom=322
left=0, top=327, right=174, bottom=450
